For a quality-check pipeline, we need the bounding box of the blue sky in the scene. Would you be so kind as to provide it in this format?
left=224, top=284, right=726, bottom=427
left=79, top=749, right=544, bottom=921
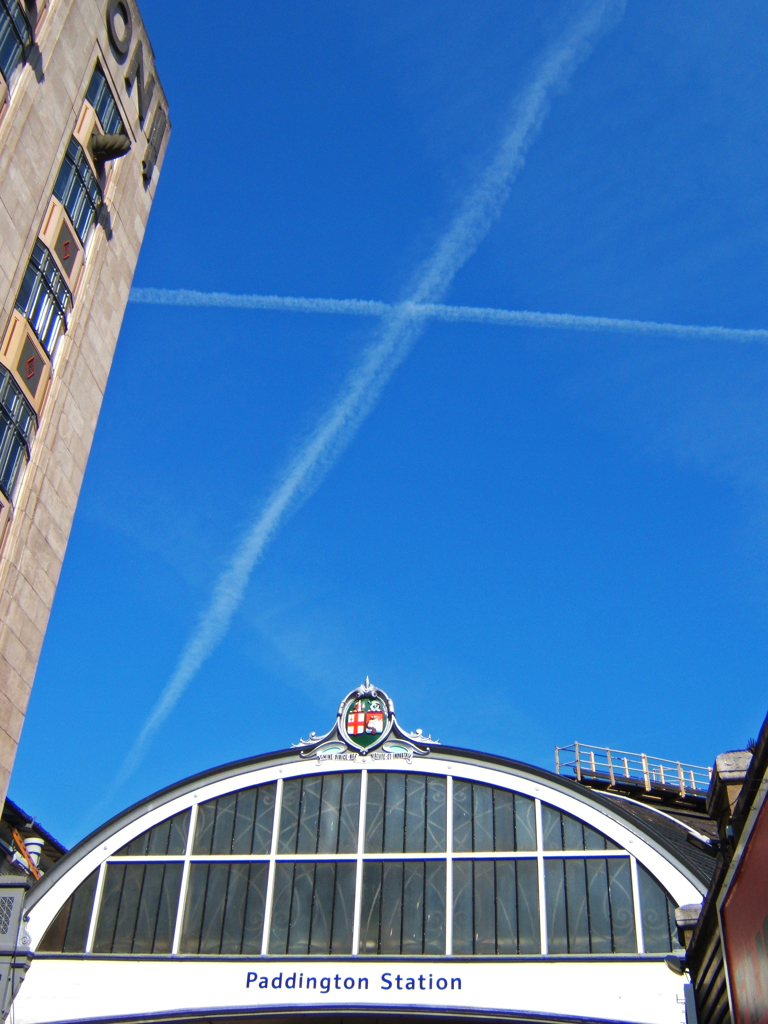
left=13, top=1, right=768, bottom=846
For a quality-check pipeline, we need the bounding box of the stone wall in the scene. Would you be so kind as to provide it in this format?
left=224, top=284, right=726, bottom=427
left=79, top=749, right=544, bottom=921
left=0, top=0, right=168, bottom=802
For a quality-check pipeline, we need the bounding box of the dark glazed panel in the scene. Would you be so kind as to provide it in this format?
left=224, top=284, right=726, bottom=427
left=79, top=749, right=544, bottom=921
left=541, top=804, right=619, bottom=852
left=452, top=859, right=539, bottom=955
left=194, top=783, right=276, bottom=856
left=269, top=861, right=355, bottom=956
left=359, top=860, right=445, bottom=954
left=453, top=781, right=536, bottom=852
left=545, top=857, right=635, bottom=954
left=365, top=773, right=446, bottom=853
left=180, top=862, right=268, bottom=955
left=278, top=774, right=360, bottom=855
left=116, top=810, right=190, bottom=857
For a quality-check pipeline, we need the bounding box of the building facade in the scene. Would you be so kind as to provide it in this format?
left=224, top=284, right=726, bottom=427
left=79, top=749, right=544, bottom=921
left=0, top=0, right=168, bottom=804
left=13, top=684, right=718, bottom=1024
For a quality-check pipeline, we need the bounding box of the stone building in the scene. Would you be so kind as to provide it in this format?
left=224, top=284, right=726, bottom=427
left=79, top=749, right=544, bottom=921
left=0, top=0, right=168, bottom=803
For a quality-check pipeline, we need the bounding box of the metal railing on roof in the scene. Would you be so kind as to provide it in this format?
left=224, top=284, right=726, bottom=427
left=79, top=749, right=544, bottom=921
left=555, top=742, right=712, bottom=799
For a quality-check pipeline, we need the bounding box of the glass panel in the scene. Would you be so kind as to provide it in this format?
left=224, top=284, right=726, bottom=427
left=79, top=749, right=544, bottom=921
left=52, top=139, right=102, bottom=245
left=195, top=784, right=275, bottom=855
left=117, top=810, right=190, bottom=856
left=545, top=857, right=636, bottom=954
left=180, top=862, right=268, bottom=955
left=0, top=405, right=30, bottom=500
left=366, top=773, right=446, bottom=854
left=279, top=775, right=358, bottom=855
left=268, top=861, right=355, bottom=956
left=453, top=781, right=536, bottom=852
left=93, top=863, right=182, bottom=954
left=453, top=780, right=473, bottom=853
left=541, top=804, right=618, bottom=851
left=85, top=65, right=125, bottom=135
left=15, top=242, right=71, bottom=355
left=359, top=860, right=445, bottom=955
left=452, top=859, right=540, bottom=955
left=638, top=864, right=681, bottom=953
left=37, top=871, right=98, bottom=953
left=0, top=0, right=31, bottom=84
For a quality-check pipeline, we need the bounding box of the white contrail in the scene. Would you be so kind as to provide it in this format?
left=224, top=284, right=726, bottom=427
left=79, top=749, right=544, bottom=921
left=115, top=0, right=623, bottom=785
left=130, top=287, right=768, bottom=345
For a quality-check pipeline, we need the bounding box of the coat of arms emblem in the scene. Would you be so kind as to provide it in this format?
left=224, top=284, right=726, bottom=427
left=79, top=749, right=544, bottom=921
left=293, top=678, right=435, bottom=759
left=343, top=694, right=388, bottom=748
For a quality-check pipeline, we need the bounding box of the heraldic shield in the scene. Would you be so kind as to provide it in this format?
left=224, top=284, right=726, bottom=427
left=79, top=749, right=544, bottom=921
left=340, top=684, right=392, bottom=750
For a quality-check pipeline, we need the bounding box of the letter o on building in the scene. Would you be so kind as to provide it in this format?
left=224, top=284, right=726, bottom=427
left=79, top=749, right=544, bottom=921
left=436, top=978, right=447, bottom=990
left=106, top=0, right=133, bottom=56
left=344, top=978, right=355, bottom=990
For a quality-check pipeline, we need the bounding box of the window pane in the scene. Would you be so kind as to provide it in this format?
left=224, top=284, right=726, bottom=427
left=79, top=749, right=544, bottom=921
left=85, top=65, right=125, bottom=135
left=493, top=790, right=516, bottom=852
left=365, top=773, right=445, bottom=854
left=268, top=861, right=355, bottom=956
left=181, top=862, right=268, bottom=955
left=453, top=859, right=540, bottom=955
left=453, top=780, right=473, bottom=853
left=15, top=242, right=71, bottom=355
left=52, top=139, right=102, bottom=244
left=0, top=0, right=31, bottom=84
left=117, top=810, right=190, bottom=856
left=296, top=777, right=322, bottom=854
left=37, top=870, right=98, bottom=953
left=383, top=774, right=406, bottom=853
left=195, top=784, right=275, bottom=855
left=337, top=773, right=360, bottom=854
left=425, top=776, right=447, bottom=852
left=451, top=859, right=473, bottom=955
left=94, top=863, right=181, bottom=954
left=359, top=860, right=444, bottom=955
left=515, top=795, right=537, bottom=851
left=608, top=859, right=637, bottom=953
left=317, top=774, right=342, bottom=854
left=638, top=864, right=680, bottom=953
left=541, top=804, right=617, bottom=851
left=546, top=857, right=635, bottom=954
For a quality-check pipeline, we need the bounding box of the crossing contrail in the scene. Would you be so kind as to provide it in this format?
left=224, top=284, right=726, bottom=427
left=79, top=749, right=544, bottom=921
left=115, top=0, right=624, bottom=786
left=130, top=288, right=768, bottom=345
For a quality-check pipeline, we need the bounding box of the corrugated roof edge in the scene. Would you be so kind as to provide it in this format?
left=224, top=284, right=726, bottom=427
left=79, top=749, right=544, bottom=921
left=25, top=744, right=715, bottom=911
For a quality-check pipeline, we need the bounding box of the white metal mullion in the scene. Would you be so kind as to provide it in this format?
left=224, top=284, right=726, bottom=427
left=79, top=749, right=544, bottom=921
left=260, top=776, right=283, bottom=956
left=84, top=862, right=107, bottom=953
left=630, top=855, right=645, bottom=954
left=351, top=769, right=367, bottom=956
left=445, top=774, right=453, bottom=956
left=535, top=798, right=547, bottom=955
left=171, top=802, right=197, bottom=955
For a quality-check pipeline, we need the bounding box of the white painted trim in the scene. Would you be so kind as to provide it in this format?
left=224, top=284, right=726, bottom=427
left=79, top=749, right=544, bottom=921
left=631, top=856, right=645, bottom=955
left=536, top=798, right=547, bottom=955
left=260, top=777, right=283, bottom=957
left=170, top=802, right=197, bottom=955
left=351, top=769, right=367, bottom=956
left=445, top=774, right=453, bottom=956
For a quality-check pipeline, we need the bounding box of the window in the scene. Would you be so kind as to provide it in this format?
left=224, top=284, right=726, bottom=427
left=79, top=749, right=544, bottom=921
left=454, top=780, right=535, bottom=852
left=270, top=861, right=355, bottom=955
left=453, top=859, right=539, bottom=955
left=85, top=65, right=124, bottom=136
left=182, top=862, right=268, bottom=955
left=366, top=772, right=446, bottom=853
left=637, top=863, right=683, bottom=953
left=53, top=139, right=102, bottom=245
left=545, top=858, right=636, bottom=954
left=195, top=783, right=275, bottom=855
left=115, top=809, right=189, bottom=856
left=279, top=775, right=357, bottom=854
left=93, top=862, right=182, bottom=954
left=0, top=0, right=31, bottom=87
left=360, top=860, right=445, bottom=955
left=16, top=241, right=71, bottom=355
left=36, top=871, right=97, bottom=953
left=0, top=365, right=35, bottom=500
left=36, top=770, right=686, bottom=959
